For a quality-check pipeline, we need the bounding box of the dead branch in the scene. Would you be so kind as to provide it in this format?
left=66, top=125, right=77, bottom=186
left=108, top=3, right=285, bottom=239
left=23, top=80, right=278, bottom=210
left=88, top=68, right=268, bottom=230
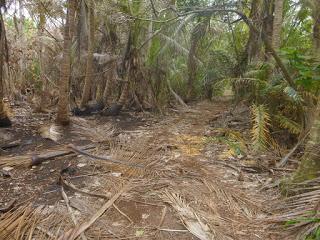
left=31, top=144, right=95, bottom=166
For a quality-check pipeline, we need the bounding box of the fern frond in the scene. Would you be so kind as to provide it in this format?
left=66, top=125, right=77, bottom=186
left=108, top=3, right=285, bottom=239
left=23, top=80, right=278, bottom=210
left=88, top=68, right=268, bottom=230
left=251, top=104, right=272, bottom=151
left=275, top=114, right=302, bottom=135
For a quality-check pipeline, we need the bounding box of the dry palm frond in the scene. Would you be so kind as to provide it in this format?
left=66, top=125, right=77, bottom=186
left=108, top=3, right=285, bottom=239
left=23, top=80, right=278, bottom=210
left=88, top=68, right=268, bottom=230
left=268, top=178, right=320, bottom=239
left=162, top=190, right=217, bottom=240
left=0, top=204, right=45, bottom=239
left=71, top=118, right=116, bottom=142
left=251, top=104, right=272, bottom=151
left=275, top=114, right=302, bottom=135
left=107, top=136, right=157, bottom=177
left=40, top=118, right=116, bottom=143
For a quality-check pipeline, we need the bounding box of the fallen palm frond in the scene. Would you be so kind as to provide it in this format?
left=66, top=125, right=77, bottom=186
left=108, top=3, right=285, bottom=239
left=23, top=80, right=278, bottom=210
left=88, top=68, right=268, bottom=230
left=0, top=144, right=95, bottom=168
left=162, top=190, right=216, bottom=240
left=40, top=118, right=116, bottom=143
left=68, top=144, right=144, bottom=168
left=267, top=177, right=320, bottom=239
left=0, top=204, right=44, bottom=239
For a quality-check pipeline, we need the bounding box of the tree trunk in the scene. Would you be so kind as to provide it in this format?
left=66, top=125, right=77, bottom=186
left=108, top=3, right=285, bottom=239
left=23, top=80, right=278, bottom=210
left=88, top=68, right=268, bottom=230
left=312, top=0, right=320, bottom=59
left=272, top=0, right=284, bottom=50
left=292, top=103, right=320, bottom=182
left=38, top=3, right=47, bottom=111
left=56, top=0, right=75, bottom=125
left=187, top=22, right=207, bottom=100
left=291, top=1, right=320, bottom=183
left=262, top=0, right=274, bottom=62
left=102, top=62, right=115, bottom=105
left=235, top=0, right=263, bottom=75
left=80, top=2, right=95, bottom=108
left=0, top=7, right=11, bottom=127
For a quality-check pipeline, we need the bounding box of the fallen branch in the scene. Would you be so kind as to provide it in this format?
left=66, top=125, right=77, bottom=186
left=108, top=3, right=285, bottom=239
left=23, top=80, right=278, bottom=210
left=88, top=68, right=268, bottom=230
left=67, top=144, right=144, bottom=168
left=32, top=145, right=95, bottom=166
left=0, top=144, right=95, bottom=168
left=58, top=184, right=131, bottom=240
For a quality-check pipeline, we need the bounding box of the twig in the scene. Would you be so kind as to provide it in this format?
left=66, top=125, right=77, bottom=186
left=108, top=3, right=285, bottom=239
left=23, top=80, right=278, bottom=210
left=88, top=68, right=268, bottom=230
left=112, top=203, right=133, bottom=224
left=159, top=228, right=188, bottom=232
left=60, top=176, right=110, bottom=199
left=58, top=184, right=131, bottom=240
left=158, top=206, right=167, bottom=228
left=67, top=144, right=144, bottom=168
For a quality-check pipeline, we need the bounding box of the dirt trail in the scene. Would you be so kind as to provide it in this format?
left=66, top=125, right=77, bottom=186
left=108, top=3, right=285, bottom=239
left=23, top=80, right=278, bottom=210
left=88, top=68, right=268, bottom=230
left=0, top=101, right=284, bottom=239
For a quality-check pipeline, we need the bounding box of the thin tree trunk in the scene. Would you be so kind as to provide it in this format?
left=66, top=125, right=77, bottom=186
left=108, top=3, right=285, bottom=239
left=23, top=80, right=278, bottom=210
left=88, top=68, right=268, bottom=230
left=102, top=62, right=115, bottom=105
left=0, top=7, right=11, bottom=127
left=56, top=0, right=75, bottom=125
left=272, top=0, right=284, bottom=50
left=262, top=0, right=274, bottom=62
left=187, top=22, right=207, bottom=100
left=80, top=2, right=95, bottom=108
left=312, top=1, right=320, bottom=59
left=235, top=0, right=263, bottom=75
left=38, top=3, right=47, bottom=111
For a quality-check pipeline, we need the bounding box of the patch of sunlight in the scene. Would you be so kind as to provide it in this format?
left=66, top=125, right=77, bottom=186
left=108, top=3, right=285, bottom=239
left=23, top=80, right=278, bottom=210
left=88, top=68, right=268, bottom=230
left=171, top=134, right=206, bottom=156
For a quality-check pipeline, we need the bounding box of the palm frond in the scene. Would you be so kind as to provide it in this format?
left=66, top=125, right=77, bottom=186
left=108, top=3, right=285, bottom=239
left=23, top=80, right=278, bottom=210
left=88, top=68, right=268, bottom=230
left=251, top=104, right=272, bottom=151
left=275, top=114, right=302, bottom=134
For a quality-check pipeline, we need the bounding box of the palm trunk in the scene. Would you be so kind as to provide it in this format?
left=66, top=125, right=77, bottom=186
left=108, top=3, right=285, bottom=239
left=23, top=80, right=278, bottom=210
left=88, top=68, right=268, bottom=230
left=56, top=0, right=75, bottom=125
left=272, top=0, right=284, bottom=50
left=80, top=2, right=95, bottom=108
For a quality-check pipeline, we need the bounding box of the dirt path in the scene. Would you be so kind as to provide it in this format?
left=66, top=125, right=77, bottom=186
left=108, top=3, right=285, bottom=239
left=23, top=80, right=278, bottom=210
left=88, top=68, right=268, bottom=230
left=0, top=101, right=284, bottom=239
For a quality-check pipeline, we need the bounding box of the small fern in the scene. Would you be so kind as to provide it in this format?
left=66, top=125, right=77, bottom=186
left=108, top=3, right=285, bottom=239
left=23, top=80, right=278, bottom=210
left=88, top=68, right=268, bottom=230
left=275, top=114, right=302, bottom=134
left=251, top=104, right=272, bottom=151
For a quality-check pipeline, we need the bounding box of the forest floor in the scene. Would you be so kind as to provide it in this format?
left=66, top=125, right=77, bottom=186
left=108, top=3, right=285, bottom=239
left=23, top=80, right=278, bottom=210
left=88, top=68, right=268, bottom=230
left=0, top=100, right=291, bottom=239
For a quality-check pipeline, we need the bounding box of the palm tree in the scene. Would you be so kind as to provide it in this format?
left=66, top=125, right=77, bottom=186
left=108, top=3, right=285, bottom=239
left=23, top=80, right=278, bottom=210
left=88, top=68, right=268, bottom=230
left=80, top=0, right=95, bottom=108
left=56, top=0, right=75, bottom=125
left=0, top=1, right=11, bottom=128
